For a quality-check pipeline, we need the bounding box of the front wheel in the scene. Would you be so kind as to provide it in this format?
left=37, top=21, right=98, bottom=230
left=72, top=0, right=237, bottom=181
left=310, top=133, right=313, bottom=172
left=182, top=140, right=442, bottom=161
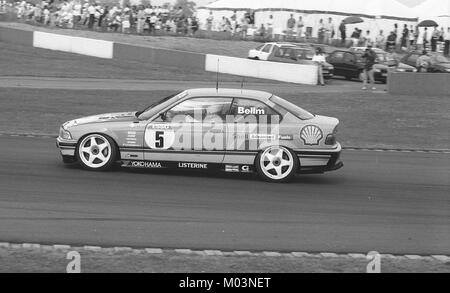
left=76, top=134, right=117, bottom=171
left=255, top=146, right=299, bottom=183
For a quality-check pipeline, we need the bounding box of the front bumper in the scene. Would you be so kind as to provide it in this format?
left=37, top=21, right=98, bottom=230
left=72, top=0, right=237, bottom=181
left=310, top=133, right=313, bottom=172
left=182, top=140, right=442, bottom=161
left=323, top=69, right=334, bottom=79
left=56, top=137, right=77, bottom=157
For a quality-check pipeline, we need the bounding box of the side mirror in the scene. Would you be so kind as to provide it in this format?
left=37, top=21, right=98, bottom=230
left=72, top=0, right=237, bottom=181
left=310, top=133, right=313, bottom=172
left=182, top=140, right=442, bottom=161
left=160, top=112, right=167, bottom=122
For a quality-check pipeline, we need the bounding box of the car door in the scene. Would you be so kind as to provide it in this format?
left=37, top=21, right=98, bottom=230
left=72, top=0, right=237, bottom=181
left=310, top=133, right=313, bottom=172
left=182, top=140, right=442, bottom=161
left=259, top=44, right=273, bottom=60
left=328, top=51, right=345, bottom=76
left=144, top=97, right=233, bottom=164
left=224, top=98, right=281, bottom=166
left=403, top=53, right=418, bottom=67
left=269, top=47, right=295, bottom=63
left=343, top=52, right=359, bottom=77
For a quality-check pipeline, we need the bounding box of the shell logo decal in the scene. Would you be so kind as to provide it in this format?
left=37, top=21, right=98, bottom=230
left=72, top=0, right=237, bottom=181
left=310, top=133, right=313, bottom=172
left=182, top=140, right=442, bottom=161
left=300, top=125, right=323, bottom=145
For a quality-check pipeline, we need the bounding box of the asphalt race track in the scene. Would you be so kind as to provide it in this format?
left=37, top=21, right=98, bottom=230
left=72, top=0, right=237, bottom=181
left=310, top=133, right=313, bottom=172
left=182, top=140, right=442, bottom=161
left=0, top=135, right=448, bottom=255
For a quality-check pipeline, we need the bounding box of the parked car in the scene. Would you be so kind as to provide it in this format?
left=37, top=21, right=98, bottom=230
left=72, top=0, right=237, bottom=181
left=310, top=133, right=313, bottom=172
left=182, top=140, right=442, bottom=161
left=327, top=49, right=416, bottom=83
left=270, top=47, right=334, bottom=79
left=248, top=43, right=334, bottom=79
left=248, top=42, right=297, bottom=60
left=401, top=51, right=450, bottom=73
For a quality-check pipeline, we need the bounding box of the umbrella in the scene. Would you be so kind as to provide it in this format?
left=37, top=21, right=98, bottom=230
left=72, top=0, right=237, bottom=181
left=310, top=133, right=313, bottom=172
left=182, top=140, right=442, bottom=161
left=342, top=16, right=364, bottom=25
left=417, top=20, right=439, bottom=27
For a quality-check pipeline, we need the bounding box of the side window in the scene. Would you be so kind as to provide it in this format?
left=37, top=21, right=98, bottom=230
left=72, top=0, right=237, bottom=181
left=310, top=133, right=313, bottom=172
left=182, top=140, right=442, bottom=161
left=229, top=98, right=279, bottom=123
left=262, top=44, right=273, bottom=53
left=331, top=51, right=344, bottom=60
left=164, top=97, right=232, bottom=122
left=255, top=44, right=264, bottom=51
left=273, top=46, right=282, bottom=57
left=343, top=52, right=355, bottom=62
left=408, top=54, right=418, bottom=64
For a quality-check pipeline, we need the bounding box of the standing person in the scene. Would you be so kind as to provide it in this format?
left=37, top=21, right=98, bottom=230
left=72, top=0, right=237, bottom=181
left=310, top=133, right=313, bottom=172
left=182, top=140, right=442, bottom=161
left=361, top=44, right=377, bottom=90
left=206, top=11, right=213, bottom=31
left=72, top=1, right=81, bottom=26
left=423, top=27, right=429, bottom=49
left=401, top=24, right=409, bottom=49
left=136, top=6, right=145, bottom=34
left=191, top=17, right=199, bottom=35
left=363, top=30, right=372, bottom=47
left=444, top=27, right=450, bottom=56
left=409, top=29, right=416, bottom=49
left=296, top=16, right=304, bottom=41
left=375, top=30, right=385, bottom=49
left=87, top=2, right=95, bottom=29
left=416, top=50, right=431, bottom=72
left=386, top=31, right=396, bottom=50
left=286, top=14, right=295, bottom=38
left=393, top=23, right=398, bottom=48
left=339, top=20, right=346, bottom=45
left=350, top=27, right=360, bottom=47
left=149, top=12, right=157, bottom=34
left=430, top=26, right=440, bottom=52
left=98, top=5, right=107, bottom=29
left=266, top=15, right=274, bottom=40
left=312, top=47, right=326, bottom=86
left=317, top=19, right=325, bottom=43
left=324, top=17, right=334, bottom=45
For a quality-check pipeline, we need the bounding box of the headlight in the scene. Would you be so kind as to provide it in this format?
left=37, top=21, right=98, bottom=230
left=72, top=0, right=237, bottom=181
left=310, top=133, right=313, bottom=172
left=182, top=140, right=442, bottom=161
left=412, top=68, right=418, bottom=72
left=59, top=127, right=72, bottom=140
left=374, top=69, right=381, bottom=73
left=396, top=68, right=406, bottom=72
left=446, top=69, right=450, bottom=72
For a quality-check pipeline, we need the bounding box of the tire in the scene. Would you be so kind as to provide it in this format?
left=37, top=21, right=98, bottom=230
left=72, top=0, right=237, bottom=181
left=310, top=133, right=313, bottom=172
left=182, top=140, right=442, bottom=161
left=255, top=146, right=299, bottom=183
left=76, top=133, right=117, bottom=171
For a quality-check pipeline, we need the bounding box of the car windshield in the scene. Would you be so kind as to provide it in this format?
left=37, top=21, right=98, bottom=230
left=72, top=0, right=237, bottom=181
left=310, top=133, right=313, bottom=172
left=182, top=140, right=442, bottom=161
left=270, top=95, right=314, bottom=120
left=136, top=91, right=183, bottom=119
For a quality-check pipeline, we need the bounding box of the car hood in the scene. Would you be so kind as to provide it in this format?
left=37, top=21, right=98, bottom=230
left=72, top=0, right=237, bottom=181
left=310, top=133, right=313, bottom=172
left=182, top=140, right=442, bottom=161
left=63, top=112, right=137, bottom=128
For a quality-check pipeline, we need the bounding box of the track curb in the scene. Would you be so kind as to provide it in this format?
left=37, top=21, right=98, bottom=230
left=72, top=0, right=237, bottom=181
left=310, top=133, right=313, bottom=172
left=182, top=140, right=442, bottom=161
left=0, top=242, right=448, bottom=262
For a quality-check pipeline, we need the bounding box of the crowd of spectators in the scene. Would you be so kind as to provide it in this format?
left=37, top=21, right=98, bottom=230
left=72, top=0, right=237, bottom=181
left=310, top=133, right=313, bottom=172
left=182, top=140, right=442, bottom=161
left=13, top=0, right=201, bottom=35
left=4, top=0, right=450, bottom=55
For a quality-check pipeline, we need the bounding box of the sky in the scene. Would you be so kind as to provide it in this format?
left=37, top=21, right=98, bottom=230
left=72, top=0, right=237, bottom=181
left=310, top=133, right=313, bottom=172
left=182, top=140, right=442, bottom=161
left=150, top=0, right=427, bottom=7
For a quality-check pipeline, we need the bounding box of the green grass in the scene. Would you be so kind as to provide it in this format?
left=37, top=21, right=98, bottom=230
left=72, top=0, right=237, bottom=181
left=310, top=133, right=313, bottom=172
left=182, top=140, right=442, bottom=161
left=0, top=87, right=448, bottom=150
left=0, top=41, right=249, bottom=81
left=0, top=21, right=261, bottom=58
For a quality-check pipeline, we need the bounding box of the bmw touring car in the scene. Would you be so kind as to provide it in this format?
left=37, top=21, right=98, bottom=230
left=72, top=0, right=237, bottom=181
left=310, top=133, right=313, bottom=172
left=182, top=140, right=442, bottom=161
left=56, top=89, right=343, bottom=182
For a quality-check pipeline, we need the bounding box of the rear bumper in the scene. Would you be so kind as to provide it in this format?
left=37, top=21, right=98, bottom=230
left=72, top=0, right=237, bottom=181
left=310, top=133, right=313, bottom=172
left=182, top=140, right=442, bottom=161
left=295, top=145, right=343, bottom=174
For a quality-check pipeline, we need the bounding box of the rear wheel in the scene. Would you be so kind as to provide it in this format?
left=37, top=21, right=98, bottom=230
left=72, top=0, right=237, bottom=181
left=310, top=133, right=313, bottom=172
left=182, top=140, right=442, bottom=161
left=255, top=146, right=298, bottom=183
left=76, top=134, right=117, bottom=171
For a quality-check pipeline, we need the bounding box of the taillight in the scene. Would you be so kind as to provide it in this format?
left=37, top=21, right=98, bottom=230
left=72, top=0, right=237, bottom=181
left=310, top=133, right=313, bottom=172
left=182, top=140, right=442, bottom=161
left=325, top=134, right=336, bottom=145
left=325, top=126, right=338, bottom=145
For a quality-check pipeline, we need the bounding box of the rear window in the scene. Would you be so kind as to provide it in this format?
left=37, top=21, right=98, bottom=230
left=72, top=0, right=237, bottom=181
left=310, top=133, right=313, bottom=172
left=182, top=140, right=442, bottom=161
left=270, top=96, right=314, bottom=120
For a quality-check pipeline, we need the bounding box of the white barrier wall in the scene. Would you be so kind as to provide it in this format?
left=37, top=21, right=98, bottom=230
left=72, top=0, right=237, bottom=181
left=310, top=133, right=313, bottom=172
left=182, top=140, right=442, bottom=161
left=205, top=54, right=318, bottom=85
left=33, top=31, right=113, bottom=59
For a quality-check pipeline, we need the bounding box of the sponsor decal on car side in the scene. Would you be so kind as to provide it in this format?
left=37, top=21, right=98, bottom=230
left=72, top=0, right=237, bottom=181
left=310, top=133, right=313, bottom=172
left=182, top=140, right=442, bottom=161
left=225, top=165, right=252, bottom=173
left=300, top=125, right=323, bottom=146
left=178, top=162, right=208, bottom=169
left=237, top=107, right=266, bottom=115
left=124, top=161, right=163, bottom=168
